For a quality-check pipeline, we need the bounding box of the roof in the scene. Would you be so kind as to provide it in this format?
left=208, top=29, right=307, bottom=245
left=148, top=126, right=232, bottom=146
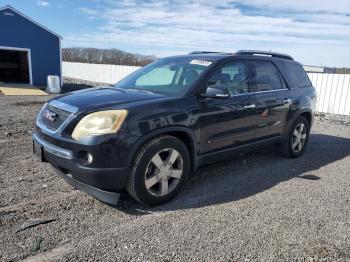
left=163, top=50, right=298, bottom=65
left=0, top=5, right=62, bottom=39
left=188, top=50, right=294, bottom=61
left=164, top=54, right=229, bottom=63
left=236, top=50, right=293, bottom=60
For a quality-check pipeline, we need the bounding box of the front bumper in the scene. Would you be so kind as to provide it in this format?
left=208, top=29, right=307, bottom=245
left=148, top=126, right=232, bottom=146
left=53, top=167, right=121, bottom=206
left=32, top=133, right=129, bottom=206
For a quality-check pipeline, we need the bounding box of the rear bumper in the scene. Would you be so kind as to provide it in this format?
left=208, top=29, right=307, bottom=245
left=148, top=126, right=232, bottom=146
left=32, top=133, right=129, bottom=205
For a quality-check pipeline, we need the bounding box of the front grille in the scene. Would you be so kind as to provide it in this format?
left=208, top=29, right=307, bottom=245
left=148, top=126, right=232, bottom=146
left=39, top=104, right=72, bottom=131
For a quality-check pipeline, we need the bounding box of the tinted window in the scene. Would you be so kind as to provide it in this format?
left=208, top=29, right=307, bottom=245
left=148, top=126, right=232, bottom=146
left=248, top=61, right=284, bottom=92
left=282, top=62, right=311, bottom=88
left=207, top=61, right=250, bottom=96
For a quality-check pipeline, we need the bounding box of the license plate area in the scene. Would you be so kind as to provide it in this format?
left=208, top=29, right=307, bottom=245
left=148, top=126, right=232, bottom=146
left=33, top=140, right=44, bottom=162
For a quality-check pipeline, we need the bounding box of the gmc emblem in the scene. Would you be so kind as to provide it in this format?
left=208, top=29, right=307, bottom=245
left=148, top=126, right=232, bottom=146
left=43, top=110, right=58, bottom=122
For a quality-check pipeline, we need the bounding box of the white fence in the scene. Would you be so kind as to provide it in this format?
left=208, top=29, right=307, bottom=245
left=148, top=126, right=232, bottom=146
left=309, top=73, right=350, bottom=116
left=62, top=62, right=350, bottom=116
left=62, top=62, right=141, bottom=84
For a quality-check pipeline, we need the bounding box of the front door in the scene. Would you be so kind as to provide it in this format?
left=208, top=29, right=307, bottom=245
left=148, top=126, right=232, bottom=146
left=196, top=60, right=257, bottom=154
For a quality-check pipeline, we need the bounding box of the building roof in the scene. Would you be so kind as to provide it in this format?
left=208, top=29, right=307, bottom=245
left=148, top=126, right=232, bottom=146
left=0, top=5, right=62, bottom=39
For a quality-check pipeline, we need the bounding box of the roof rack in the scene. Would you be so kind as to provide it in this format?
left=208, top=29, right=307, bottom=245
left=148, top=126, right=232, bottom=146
left=189, top=51, right=233, bottom=55
left=236, top=50, right=294, bottom=60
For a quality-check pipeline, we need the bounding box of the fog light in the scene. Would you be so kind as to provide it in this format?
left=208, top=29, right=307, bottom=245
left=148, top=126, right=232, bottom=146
left=77, top=151, right=93, bottom=165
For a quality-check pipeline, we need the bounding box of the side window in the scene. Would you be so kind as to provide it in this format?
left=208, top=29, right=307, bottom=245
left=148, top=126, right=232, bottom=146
left=207, top=61, right=250, bottom=96
left=248, top=60, right=284, bottom=92
left=282, top=62, right=311, bottom=88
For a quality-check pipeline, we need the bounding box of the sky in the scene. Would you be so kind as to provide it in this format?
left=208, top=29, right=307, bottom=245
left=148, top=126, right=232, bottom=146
left=1, top=0, right=350, bottom=67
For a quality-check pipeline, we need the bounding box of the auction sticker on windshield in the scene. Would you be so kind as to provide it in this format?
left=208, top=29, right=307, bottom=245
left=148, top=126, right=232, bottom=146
left=190, top=60, right=212, bottom=66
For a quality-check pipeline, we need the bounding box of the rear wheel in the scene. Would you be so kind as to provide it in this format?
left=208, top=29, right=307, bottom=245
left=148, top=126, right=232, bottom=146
left=126, top=135, right=190, bottom=206
left=277, top=116, right=310, bottom=158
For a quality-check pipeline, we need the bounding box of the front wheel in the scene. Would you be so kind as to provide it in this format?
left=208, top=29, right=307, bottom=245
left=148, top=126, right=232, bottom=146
left=126, top=135, right=190, bottom=206
left=277, top=116, right=310, bottom=158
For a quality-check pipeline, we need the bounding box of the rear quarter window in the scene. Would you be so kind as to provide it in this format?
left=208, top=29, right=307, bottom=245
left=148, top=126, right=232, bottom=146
left=282, top=62, right=311, bottom=88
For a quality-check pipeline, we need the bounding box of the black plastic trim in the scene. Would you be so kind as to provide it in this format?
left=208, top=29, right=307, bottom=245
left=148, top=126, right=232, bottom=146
left=198, top=136, right=281, bottom=166
left=53, top=167, right=121, bottom=206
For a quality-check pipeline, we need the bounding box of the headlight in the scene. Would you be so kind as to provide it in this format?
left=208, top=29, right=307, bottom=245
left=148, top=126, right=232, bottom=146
left=72, top=110, right=128, bottom=140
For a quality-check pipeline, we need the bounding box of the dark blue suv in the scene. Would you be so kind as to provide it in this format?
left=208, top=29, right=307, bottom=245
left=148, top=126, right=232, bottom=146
left=33, top=50, right=317, bottom=206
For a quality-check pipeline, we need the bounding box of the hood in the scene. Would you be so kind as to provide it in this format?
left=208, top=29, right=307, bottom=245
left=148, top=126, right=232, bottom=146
left=52, top=87, right=166, bottom=113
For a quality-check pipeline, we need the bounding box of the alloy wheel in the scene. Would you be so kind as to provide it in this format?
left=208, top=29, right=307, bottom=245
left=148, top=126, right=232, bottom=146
left=292, top=123, right=307, bottom=153
left=145, top=148, right=183, bottom=197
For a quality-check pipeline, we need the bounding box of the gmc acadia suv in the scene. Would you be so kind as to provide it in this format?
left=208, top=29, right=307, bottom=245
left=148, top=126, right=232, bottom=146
left=33, top=50, right=317, bottom=206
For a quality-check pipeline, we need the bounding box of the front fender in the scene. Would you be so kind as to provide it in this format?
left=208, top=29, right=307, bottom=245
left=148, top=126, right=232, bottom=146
left=127, top=126, right=198, bottom=171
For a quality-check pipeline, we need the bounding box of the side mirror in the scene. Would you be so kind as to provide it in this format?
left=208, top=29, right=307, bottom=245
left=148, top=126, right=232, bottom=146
left=200, top=86, right=230, bottom=99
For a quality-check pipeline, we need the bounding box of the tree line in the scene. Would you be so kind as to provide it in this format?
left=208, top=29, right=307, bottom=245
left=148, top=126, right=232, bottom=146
left=62, top=47, right=156, bottom=66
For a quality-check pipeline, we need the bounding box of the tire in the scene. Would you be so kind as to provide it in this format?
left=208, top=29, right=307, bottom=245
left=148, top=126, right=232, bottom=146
left=126, top=135, right=190, bottom=206
left=277, top=116, right=310, bottom=158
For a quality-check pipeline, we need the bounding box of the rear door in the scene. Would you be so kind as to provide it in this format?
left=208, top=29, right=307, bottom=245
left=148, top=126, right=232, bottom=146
left=247, top=60, right=292, bottom=139
left=196, top=60, right=257, bottom=154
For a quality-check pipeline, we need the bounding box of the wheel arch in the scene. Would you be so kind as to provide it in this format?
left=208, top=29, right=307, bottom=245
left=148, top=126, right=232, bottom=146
left=298, top=110, right=313, bottom=126
left=128, top=127, right=198, bottom=173
left=282, top=108, right=313, bottom=142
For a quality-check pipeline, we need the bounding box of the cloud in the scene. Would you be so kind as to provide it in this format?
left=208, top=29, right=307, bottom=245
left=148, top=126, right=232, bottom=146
left=79, top=7, right=98, bottom=21
left=36, top=0, right=50, bottom=7
left=64, top=0, right=350, bottom=67
left=231, top=0, right=350, bottom=14
left=80, top=7, right=98, bottom=16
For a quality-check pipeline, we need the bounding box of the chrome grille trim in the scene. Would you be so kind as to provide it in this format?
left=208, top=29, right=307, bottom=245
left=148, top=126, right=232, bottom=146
left=49, top=100, right=78, bottom=113
left=36, top=100, right=78, bottom=135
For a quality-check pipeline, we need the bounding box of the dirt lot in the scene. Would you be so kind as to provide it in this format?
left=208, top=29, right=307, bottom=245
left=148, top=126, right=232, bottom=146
left=0, top=94, right=349, bottom=261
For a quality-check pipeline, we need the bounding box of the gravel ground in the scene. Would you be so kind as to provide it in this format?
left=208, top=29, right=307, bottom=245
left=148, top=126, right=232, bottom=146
left=0, top=93, right=350, bottom=261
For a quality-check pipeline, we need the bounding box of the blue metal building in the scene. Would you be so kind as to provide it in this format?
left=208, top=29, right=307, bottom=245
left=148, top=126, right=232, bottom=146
left=0, top=5, right=62, bottom=86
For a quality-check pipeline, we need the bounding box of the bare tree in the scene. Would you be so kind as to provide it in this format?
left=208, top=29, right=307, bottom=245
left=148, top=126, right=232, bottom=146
left=62, top=47, right=156, bottom=66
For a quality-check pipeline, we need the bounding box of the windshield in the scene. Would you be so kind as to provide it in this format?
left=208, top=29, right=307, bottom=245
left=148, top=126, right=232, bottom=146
left=114, top=57, right=213, bottom=96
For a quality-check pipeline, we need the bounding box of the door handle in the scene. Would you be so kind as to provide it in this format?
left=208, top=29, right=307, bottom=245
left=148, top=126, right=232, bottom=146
left=244, top=104, right=256, bottom=109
